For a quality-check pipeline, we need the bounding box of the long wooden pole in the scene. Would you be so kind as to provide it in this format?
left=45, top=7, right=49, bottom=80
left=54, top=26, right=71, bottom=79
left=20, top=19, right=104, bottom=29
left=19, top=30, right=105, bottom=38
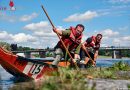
left=41, top=5, right=79, bottom=69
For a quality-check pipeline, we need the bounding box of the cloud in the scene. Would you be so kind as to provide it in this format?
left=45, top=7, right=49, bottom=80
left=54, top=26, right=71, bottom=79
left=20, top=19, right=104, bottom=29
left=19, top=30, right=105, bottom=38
left=21, top=20, right=73, bottom=48
left=122, top=36, right=130, bottom=41
left=0, top=31, right=37, bottom=44
left=112, top=36, right=130, bottom=46
left=113, top=38, right=121, bottom=43
left=101, top=29, right=119, bottom=37
left=0, top=30, right=55, bottom=48
left=99, top=29, right=120, bottom=46
left=12, top=33, right=37, bottom=43
left=19, top=13, right=38, bottom=22
left=22, top=21, right=62, bottom=48
left=63, top=11, right=98, bottom=22
left=31, top=37, right=58, bottom=48
left=97, top=28, right=130, bottom=47
left=0, top=31, right=13, bottom=40
left=23, top=21, right=57, bottom=37
left=23, top=21, right=49, bottom=32
left=23, top=21, right=65, bottom=48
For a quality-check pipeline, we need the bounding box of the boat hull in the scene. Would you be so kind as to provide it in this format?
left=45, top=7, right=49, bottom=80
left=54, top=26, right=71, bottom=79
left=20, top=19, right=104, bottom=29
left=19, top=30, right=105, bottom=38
left=0, top=47, right=62, bottom=80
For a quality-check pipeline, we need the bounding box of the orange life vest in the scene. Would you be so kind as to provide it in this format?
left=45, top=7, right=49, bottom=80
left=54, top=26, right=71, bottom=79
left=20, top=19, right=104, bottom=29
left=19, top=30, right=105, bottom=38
left=86, top=36, right=100, bottom=50
left=58, top=26, right=82, bottom=51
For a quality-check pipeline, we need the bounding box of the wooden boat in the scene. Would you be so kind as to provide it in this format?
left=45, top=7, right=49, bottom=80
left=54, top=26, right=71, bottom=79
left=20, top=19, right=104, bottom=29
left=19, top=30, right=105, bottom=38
left=0, top=47, right=70, bottom=80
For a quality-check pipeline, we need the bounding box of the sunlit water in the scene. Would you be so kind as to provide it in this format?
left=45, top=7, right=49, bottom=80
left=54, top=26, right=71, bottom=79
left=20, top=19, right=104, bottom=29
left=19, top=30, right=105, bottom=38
left=0, top=58, right=130, bottom=90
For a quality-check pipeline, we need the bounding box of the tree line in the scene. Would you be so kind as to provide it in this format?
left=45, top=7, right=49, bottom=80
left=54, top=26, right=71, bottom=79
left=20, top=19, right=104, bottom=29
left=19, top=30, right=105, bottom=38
left=99, top=49, right=130, bottom=58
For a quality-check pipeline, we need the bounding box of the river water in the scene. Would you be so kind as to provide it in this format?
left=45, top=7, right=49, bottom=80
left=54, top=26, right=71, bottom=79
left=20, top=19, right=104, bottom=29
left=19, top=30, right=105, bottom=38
left=0, top=58, right=130, bottom=90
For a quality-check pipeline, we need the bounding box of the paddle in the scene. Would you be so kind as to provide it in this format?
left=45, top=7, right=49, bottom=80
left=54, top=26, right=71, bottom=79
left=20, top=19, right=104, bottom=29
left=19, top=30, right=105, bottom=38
left=41, top=5, right=79, bottom=70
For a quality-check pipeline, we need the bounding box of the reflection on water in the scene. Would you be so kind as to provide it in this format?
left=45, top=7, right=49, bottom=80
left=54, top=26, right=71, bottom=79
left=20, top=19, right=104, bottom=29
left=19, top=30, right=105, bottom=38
left=0, top=58, right=130, bottom=90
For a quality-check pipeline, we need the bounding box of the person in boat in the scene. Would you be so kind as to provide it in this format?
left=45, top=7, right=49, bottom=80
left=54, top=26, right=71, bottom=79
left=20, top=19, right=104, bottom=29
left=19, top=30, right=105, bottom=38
left=52, top=24, right=85, bottom=66
left=80, top=33, right=102, bottom=67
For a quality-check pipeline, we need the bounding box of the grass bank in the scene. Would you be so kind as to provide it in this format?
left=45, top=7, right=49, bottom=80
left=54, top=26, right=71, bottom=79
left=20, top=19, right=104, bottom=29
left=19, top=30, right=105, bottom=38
left=9, top=61, right=130, bottom=90
left=40, top=61, right=130, bottom=90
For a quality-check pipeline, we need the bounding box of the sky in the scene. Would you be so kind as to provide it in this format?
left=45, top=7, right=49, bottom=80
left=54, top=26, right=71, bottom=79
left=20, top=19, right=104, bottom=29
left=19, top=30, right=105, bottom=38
left=0, top=0, right=130, bottom=49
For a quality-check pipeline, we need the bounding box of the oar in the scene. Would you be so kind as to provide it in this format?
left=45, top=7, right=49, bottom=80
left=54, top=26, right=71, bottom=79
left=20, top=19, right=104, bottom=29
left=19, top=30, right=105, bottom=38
left=41, top=5, right=79, bottom=70
left=81, top=46, right=96, bottom=66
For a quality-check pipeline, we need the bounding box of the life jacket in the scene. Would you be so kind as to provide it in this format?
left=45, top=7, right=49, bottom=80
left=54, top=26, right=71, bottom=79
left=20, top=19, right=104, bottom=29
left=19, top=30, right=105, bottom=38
left=86, top=36, right=100, bottom=50
left=58, top=26, right=82, bottom=51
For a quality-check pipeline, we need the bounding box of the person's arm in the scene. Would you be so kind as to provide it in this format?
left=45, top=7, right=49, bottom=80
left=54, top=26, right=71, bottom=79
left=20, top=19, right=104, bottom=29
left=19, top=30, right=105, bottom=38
left=53, top=28, right=70, bottom=36
left=81, top=41, right=87, bottom=51
left=93, top=44, right=100, bottom=62
left=53, top=27, right=62, bottom=35
left=94, top=50, right=98, bottom=62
